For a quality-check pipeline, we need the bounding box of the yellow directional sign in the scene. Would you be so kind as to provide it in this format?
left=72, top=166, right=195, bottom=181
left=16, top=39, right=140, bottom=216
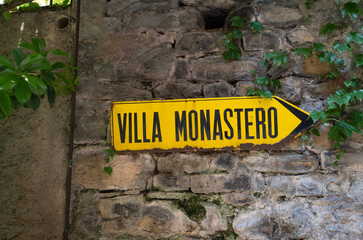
left=111, top=96, right=313, bottom=152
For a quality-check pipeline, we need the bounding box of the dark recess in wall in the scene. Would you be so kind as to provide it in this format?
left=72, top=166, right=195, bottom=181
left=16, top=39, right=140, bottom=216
left=204, top=10, right=229, bottom=30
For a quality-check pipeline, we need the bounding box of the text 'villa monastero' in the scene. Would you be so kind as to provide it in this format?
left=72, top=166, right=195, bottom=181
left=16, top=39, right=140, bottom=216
left=117, top=107, right=278, bottom=143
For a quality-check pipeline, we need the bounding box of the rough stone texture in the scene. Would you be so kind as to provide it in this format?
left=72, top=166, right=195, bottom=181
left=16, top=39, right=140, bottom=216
left=72, top=148, right=155, bottom=191
left=192, top=56, right=262, bottom=82
left=242, top=152, right=318, bottom=174
left=68, top=0, right=363, bottom=239
left=0, top=8, right=74, bottom=240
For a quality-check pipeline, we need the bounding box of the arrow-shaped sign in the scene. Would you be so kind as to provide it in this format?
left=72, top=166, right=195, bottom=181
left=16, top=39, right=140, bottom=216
left=111, top=96, right=314, bottom=152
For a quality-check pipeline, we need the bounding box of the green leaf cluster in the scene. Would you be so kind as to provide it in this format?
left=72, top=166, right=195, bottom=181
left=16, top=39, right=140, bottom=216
left=104, top=149, right=116, bottom=175
left=0, top=38, right=77, bottom=119
left=264, top=52, right=288, bottom=66
left=222, top=16, right=264, bottom=61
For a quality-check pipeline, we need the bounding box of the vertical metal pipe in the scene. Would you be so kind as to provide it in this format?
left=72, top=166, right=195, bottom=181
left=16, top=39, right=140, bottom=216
left=63, top=0, right=80, bottom=239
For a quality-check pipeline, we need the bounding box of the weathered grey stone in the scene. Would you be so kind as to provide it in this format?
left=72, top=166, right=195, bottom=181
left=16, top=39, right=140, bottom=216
left=176, top=31, right=223, bottom=54
left=191, top=173, right=251, bottom=193
left=276, top=76, right=302, bottom=103
left=98, top=196, right=200, bottom=238
left=153, top=82, right=203, bottom=99
left=106, top=0, right=179, bottom=16
left=123, top=8, right=204, bottom=32
left=295, top=175, right=324, bottom=197
left=287, top=26, right=316, bottom=47
left=211, top=154, right=239, bottom=171
left=267, top=57, right=295, bottom=78
left=153, top=174, right=190, bottom=191
left=180, top=0, right=254, bottom=12
left=157, top=153, right=210, bottom=174
left=321, top=151, right=363, bottom=170
left=265, top=176, right=297, bottom=197
left=72, top=147, right=155, bottom=191
left=203, top=81, right=235, bottom=97
left=146, top=192, right=188, bottom=200
left=243, top=30, right=284, bottom=51
left=200, top=204, right=228, bottom=236
left=259, top=5, right=304, bottom=27
left=174, top=60, right=190, bottom=79
left=242, top=152, right=318, bottom=174
left=192, top=56, right=263, bottom=82
left=223, top=193, right=254, bottom=207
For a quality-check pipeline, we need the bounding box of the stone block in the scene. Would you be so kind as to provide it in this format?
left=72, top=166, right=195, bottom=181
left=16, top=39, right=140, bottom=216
left=98, top=198, right=199, bottom=238
left=157, top=153, right=210, bottom=174
left=106, top=0, right=179, bottom=16
left=200, top=204, right=228, bottom=235
left=203, top=81, right=235, bottom=98
left=242, top=153, right=318, bottom=174
left=153, top=82, right=203, bottom=99
left=275, top=76, right=302, bottom=104
left=191, top=56, right=262, bottom=82
left=307, top=124, right=335, bottom=153
left=267, top=57, right=294, bottom=78
left=223, top=193, right=254, bottom=207
left=243, top=30, right=284, bottom=51
left=153, top=174, right=191, bottom=191
left=286, top=26, right=315, bottom=47
left=176, top=31, right=223, bottom=54
left=321, top=151, right=363, bottom=171
left=173, top=60, right=190, bottom=80
left=210, top=153, right=239, bottom=172
left=258, top=5, right=304, bottom=27
left=265, top=176, right=297, bottom=197
left=235, top=81, right=254, bottom=96
left=72, top=147, right=155, bottom=191
left=302, top=54, right=332, bottom=76
left=295, top=175, right=324, bottom=197
left=191, top=173, right=251, bottom=193
left=123, top=8, right=204, bottom=32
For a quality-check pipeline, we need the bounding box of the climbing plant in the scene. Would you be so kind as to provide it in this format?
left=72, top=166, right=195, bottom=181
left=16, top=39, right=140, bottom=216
left=223, top=0, right=363, bottom=161
left=0, top=38, right=77, bottom=119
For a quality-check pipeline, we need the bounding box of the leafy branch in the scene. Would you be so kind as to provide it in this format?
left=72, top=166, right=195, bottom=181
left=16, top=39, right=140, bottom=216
left=0, top=38, right=77, bottom=119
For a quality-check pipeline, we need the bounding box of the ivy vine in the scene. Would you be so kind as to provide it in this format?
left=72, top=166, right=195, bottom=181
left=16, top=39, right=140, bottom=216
left=223, top=0, right=363, bottom=161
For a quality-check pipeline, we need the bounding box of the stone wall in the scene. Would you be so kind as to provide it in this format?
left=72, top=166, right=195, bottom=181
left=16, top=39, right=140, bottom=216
left=70, top=0, right=363, bottom=239
left=0, top=6, right=75, bottom=240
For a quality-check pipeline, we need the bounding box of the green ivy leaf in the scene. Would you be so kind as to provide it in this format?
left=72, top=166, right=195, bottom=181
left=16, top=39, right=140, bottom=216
left=222, top=52, right=229, bottom=61
left=350, top=111, right=363, bottom=128
left=255, top=77, right=269, bottom=86
left=333, top=43, right=351, bottom=53
left=0, top=72, right=18, bottom=91
left=328, top=93, right=349, bottom=107
left=342, top=2, right=362, bottom=20
left=12, top=48, right=26, bottom=67
left=334, top=58, right=345, bottom=66
left=47, top=86, right=56, bottom=108
left=270, top=78, right=281, bottom=88
left=104, top=166, right=113, bottom=175
left=333, top=160, right=339, bottom=166
left=347, top=32, right=363, bottom=45
left=232, top=29, right=243, bottom=39
left=264, top=52, right=288, bottom=66
left=319, top=51, right=336, bottom=63
left=25, top=94, right=41, bottom=111
left=294, top=48, right=312, bottom=59
left=2, top=11, right=11, bottom=21
left=0, top=90, right=12, bottom=118
left=106, top=149, right=116, bottom=158
left=19, top=41, right=37, bottom=52
left=24, top=74, right=47, bottom=95
left=15, top=78, right=32, bottom=105
left=313, top=42, right=325, bottom=52
left=51, top=62, right=66, bottom=70
left=311, top=128, right=321, bottom=136
left=0, top=55, right=15, bottom=70
left=351, top=89, right=363, bottom=101
left=31, top=38, right=46, bottom=53
left=310, top=111, right=327, bottom=123
left=230, top=16, right=244, bottom=29
left=249, top=21, right=264, bottom=32
left=344, top=79, right=358, bottom=88
left=20, top=53, right=51, bottom=72
left=247, top=87, right=273, bottom=99
left=355, top=54, right=363, bottom=67
left=328, top=120, right=361, bottom=143
left=320, top=23, right=337, bottom=35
